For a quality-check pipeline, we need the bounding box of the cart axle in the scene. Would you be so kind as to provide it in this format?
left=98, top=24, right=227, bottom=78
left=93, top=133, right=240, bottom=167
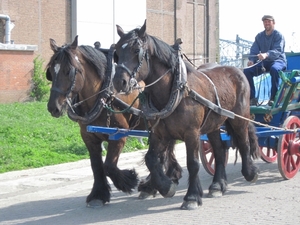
left=289, top=140, right=300, bottom=156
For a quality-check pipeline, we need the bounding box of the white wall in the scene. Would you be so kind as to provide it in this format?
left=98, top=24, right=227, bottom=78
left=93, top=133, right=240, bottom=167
left=76, top=0, right=146, bottom=48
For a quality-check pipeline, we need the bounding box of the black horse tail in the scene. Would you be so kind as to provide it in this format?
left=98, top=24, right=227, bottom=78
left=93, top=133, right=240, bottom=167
left=248, top=122, right=260, bottom=159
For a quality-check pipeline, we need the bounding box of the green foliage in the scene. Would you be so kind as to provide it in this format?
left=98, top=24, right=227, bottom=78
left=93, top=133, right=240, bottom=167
left=30, top=56, right=50, bottom=101
left=0, top=102, right=148, bottom=173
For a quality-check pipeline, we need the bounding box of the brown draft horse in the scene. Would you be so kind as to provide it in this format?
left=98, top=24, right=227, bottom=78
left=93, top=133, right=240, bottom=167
left=113, top=20, right=260, bottom=210
left=46, top=36, right=182, bottom=207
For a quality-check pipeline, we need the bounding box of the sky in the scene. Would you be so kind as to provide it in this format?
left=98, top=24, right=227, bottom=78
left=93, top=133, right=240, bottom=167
left=219, top=0, right=300, bottom=52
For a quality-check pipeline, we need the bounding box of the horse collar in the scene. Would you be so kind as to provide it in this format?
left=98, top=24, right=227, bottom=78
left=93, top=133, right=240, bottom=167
left=140, top=57, right=187, bottom=120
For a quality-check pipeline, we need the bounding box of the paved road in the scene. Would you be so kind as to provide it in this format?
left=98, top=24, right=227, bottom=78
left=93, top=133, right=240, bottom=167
left=0, top=143, right=299, bottom=225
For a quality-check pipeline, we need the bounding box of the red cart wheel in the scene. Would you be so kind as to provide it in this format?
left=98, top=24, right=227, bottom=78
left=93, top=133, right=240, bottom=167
left=259, top=146, right=277, bottom=163
left=277, top=116, right=300, bottom=179
left=200, top=140, right=228, bottom=176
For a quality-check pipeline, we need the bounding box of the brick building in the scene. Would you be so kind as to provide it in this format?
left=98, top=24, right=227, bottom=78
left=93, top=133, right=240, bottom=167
left=0, top=0, right=219, bottom=103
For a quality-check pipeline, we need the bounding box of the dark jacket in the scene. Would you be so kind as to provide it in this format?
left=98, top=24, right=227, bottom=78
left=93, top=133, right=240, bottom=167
left=248, top=30, right=287, bottom=65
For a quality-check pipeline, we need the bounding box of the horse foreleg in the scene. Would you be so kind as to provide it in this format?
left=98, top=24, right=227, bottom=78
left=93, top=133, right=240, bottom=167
left=145, top=135, right=177, bottom=198
left=164, top=140, right=183, bottom=184
left=138, top=139, right=182, bottom=199
left=181, top=133, right=203, bottom=210
left=104, top=138, right=139, bottom=193
left=85, top=141, right=111, bottom=207
left=138, top=174, right=157, bottom=199
left=207, top=130, right=228, bottom=198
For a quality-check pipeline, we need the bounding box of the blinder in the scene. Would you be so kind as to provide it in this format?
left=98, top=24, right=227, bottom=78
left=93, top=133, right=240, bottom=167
left=138, top=46, right=144, bottom=63
left=46, top=68, right=52, bottom=81
left=113, top=51, right=119, bottom=64
left=68, top=66, right=76, bottom=83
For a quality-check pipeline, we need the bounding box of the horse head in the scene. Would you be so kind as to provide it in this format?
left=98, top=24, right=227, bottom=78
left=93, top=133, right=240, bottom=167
left=46, top=36, right=86, bottom=117
left=113, top=20, right=150, bottom=94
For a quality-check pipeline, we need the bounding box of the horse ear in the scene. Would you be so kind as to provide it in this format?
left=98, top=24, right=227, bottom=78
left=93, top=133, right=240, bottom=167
left=116, top=25, right=124, bottom=37
left=71, top=35, right=78, bottom=49
left=46, top=68, right=52, bottom=81
left=138, top=19, right=147, bottom=38
left=50, top=38, right=58, bottom=52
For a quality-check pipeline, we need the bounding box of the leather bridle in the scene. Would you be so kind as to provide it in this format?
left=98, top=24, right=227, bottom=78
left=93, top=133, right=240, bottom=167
left=116, top=39, right=149, bottom=92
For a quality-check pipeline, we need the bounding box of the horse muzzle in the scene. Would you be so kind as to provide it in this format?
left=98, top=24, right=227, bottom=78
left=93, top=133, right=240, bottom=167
left=112, top=73, right=130, bottom=94
left=47, top=93, right=67, bottom=118
left=47, top=101, right=64, bottom=118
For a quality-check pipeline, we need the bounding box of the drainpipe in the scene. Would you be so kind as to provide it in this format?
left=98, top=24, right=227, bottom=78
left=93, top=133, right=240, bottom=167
left=0, top=14, right=11, bottom=44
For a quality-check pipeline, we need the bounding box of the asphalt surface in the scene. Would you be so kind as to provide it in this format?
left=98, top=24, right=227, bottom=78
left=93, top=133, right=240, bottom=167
left=0, top=143, right=299, bottom=225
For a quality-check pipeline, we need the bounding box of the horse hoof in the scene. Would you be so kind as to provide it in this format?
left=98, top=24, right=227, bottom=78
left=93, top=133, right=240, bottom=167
left=138, top=191, right=157, bottom=199
left=180, top=200, right=199, bottom=210
left=163, top=182, right=177, bottom=198
left=86, top=199, right=104, bottom=208
left=207, top=190, right=223, bottom=198
left=251, top=173, right=259, bottom=183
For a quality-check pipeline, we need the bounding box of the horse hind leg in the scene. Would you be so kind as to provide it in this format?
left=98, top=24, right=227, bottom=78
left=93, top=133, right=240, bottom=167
left=248, top=122, right=260, bottom=160
left=104, top=139, right=139, bottom=193
left=207, top=130, right=228, bottom=198
left=226, top=120, right=259, bottom=182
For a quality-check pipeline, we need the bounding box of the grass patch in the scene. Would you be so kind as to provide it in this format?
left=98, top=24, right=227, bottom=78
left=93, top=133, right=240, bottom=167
left=0, top=102, right=148, bottom=173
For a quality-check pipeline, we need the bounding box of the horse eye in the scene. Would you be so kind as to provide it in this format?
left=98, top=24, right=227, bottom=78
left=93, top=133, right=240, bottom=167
left=135, top=49, right=140, bottom=54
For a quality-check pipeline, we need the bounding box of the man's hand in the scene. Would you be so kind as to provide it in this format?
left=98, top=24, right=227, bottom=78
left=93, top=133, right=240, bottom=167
left=257, top=52, right=268, bottom=60
left=247, top=61, right=254, bottom=66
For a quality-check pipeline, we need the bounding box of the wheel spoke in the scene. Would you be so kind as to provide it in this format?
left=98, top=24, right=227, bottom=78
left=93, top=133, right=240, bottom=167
left=290, top=156, right=297, bottom=171
left=204, top=145, right=212, bottom=154
left=260, top=146, right=277, bottom=163
left=283, top=138, right=289, bottom=148
left=287, top=156, right=292, bottom=173
left=283, top=153, right=289, bottom=169
left=200, top=141, right=215, bottom=176
left=208, top=153, right=214, bottom=165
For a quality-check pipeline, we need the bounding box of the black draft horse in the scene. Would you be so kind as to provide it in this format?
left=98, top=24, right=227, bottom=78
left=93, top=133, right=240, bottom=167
left=46, top=36, right=182, bottom=207
left=113, top=20, right=259, bottom=210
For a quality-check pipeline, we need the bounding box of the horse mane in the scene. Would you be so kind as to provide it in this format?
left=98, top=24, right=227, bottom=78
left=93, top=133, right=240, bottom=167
left=148, top=35, right=178, bottom=73
left=78, top=45, right=107, bottom=80
left=47, top=44, right=107, bottom=81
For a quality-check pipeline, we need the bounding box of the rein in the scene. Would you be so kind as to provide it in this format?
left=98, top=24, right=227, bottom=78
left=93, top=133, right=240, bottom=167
left=244, top=60, right=263, bottom=69
left=71, top=85, right=111, bottom=108
left=130, top=68, right=171, bottom=91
